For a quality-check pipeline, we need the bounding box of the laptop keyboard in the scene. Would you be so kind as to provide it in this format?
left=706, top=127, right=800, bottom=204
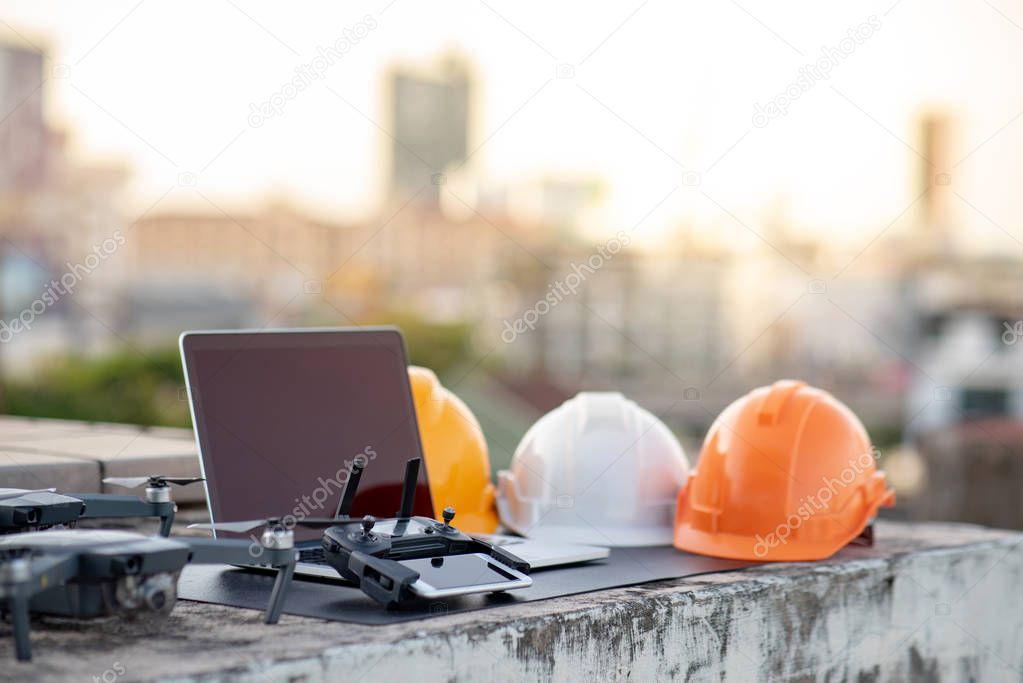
left=299, top=548, right=328, bottom=565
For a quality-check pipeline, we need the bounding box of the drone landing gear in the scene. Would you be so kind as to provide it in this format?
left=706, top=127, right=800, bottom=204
left=9, top=594, right=30, bottom=662
left=186, top=533, right=298, bottom=625
left=1, top=552, right=79, bottom=662
left=265, top=558, right=295, bottom=624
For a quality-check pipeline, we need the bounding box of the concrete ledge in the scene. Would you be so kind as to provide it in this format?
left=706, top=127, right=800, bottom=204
left=12, top=433, right=201, bottom=500
left=2, top=521, right=1021, bottom=682
left=0, top=417, right=202, bottom=502
left=0, top=450, right=100, bottom=492
left=0, top=416, right=99, bottom=442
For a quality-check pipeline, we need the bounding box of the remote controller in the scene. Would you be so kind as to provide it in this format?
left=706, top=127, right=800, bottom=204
left=320, top=458, right=531, bottom=607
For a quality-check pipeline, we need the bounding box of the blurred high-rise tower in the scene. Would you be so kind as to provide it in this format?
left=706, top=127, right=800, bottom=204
left=917, top=113, right=954, bottom=253
left=387, top=54, right=472, bottom=205
left=0, top=40, right=47, bottom=193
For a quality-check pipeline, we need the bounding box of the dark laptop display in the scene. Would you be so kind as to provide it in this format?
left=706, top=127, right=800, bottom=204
left=180, top=328, right=433, bottom=542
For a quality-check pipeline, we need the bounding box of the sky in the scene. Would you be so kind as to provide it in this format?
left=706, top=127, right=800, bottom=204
left=3, top=0, right=1023, bottom=251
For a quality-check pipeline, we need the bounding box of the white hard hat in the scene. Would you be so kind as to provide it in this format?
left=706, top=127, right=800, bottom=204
left=496, top=392, right=689, bottom=547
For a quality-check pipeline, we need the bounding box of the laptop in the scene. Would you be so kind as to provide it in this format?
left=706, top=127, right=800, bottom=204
left=180, top=327, right=607, bottom=579
left=477, top=534, right=608, bottom=569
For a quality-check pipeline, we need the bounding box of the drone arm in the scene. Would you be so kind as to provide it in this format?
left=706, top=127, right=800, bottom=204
left=71, top=494, right=175, bottom=537
left=186, top=537, right=261, bottom=563
left=185, top=538, right=298, bottom=623
left=186, top=537, right=298, bottom=572
left=68, top=493, right=145, bottom=516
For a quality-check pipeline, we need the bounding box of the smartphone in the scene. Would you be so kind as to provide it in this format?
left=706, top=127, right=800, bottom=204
left=401, top=553, right=532, bottom=599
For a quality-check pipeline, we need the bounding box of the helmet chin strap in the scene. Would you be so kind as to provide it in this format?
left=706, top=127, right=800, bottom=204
left=849, top=524, right=875, bottom=547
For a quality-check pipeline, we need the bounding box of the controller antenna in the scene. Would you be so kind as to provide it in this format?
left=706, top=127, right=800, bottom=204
left=397, top=457, right=420, bottom=518
left=334, top=456, right=367, bottom=519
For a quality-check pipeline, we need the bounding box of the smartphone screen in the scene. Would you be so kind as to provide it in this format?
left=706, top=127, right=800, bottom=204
left=402, top=554, right=519, bottom=590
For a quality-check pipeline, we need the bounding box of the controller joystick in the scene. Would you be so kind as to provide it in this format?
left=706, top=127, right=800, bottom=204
left=360, top=515, right=376, bottom=540
left=441, top=507, right=456, bottom=530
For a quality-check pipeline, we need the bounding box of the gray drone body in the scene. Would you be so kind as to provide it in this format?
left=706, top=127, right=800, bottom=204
left=0, top=527, right=298, bottom=662
left=0, top=530, right=188, bottom=618
left=0, top=490, right=86, bottom=532
left=0, top=476, right=204, bottom=537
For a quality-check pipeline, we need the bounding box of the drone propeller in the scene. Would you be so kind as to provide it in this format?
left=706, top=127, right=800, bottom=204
left=103, top=476, right=204, bottom=490
left=0, top=488, right=56, bottom=502
left=189, top=517, right=346, bottom=534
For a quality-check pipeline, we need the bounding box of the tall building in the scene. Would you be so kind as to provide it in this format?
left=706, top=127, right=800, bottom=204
left=917, top=113, right=954, bottom=252
left=387, top=55, right=472, bottom=204
left=0, top=41, right=47, bottom=193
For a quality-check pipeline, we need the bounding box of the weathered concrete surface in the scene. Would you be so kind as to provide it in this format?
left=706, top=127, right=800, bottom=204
left=0, top=416, right=202, bottom=502
left=1, top=520, right=1020, bottom=682
left=0, top=416, right=98, bottom=442
left=0, top=449, right=100, bottom=491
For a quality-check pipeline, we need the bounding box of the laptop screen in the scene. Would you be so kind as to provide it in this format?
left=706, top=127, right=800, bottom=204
left=181, top=328, right=433, bottom=542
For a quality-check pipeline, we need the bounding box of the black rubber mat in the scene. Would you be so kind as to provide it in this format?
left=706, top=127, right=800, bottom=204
left=177, top=546, right=757, bottom=624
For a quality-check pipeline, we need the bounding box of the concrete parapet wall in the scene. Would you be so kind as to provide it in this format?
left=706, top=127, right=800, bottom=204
left=3, top=521, right=1020, bottom=682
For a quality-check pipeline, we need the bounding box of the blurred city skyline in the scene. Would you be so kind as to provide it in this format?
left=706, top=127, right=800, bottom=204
left=4, top=0, right=1023, bottom=252
left=2, top=0, right=1023, bottom=551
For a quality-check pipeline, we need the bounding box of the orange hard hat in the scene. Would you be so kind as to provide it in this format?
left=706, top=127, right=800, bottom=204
left=408, top=366, right=499, bottom=534
left=674, top=380, right=895, bottom=561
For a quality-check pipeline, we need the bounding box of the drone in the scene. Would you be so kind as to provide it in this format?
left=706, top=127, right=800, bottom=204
left=193, top=458, right=531, bottom=608
left=0, top=524, right=297, bottom=662
left=0, top=475, right=204, bottom=537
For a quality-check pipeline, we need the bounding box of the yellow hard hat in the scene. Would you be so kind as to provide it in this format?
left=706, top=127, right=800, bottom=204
left=408, top=366, right=499, bottom=534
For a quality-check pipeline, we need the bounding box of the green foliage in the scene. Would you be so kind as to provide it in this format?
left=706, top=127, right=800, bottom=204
left=867, top=424, right=903, bottom=454
left=3, top=348, right=191, bottom=427
left=362, top=311, right=476, bottom=379
left=0, top=315, right=478, bottom=427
